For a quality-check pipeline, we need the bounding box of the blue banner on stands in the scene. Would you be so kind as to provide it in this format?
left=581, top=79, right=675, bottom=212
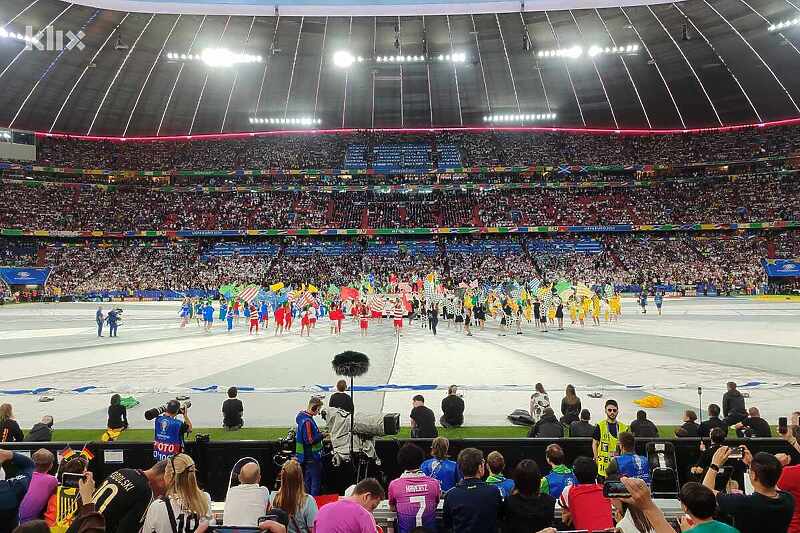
left=762, top=259, right=800, bottom=277
left=0, top=267, right=51, bottom=285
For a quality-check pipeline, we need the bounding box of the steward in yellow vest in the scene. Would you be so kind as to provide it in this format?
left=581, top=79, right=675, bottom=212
left=592, top=400, right=628, bottom=479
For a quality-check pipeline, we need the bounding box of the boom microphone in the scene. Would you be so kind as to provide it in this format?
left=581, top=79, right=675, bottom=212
left=332, top=351, right=370, bottom=378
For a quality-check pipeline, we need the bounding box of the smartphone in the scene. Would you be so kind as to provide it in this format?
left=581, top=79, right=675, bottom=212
left=62, top=472, right=85, bottom=489
left=603, top=480, right=630, bottom=498
left=728, top=446, right=744, bottom=460
left=779, top=417, right=789, bottom=435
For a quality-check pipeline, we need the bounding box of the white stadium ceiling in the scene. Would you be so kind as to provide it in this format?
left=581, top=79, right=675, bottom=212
left=60, top=0, right=677, bottom=17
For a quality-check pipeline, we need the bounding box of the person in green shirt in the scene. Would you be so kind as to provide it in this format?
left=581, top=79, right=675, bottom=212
left=679, top=482, right=740, bottom=533
left=539, top=444, right=578, bottom=498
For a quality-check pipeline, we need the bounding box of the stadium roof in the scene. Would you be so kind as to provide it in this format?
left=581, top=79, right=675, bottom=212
left=1, top=0, right=799, bottom=136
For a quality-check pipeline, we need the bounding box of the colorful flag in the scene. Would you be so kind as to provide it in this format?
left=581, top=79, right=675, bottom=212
left=269, top=282, right=284, bottom=292
left=340, top=287, right=360, bottom=301
left=238, top=284, right=261, bottom=303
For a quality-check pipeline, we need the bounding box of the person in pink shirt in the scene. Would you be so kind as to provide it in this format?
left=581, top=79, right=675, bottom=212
left=17, top=449, right=57, bottom=523
left=389, top=443, right=441, bottom=533
left=314, top=478, right=384, bottom=533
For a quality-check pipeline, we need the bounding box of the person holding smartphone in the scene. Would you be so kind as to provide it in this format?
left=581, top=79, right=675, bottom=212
left=702, top=445, right=794, bottom=533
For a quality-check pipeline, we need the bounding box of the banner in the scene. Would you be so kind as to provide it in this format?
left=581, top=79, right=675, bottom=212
left=1, top=221, right=797, bottom=239
left=0, top=267, right=51, bottom=286
left=762, top=259, right=800, bottom=277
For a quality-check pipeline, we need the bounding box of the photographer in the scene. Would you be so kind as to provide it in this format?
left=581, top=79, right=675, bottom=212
left=702, top=445, right=794, bottom=533
left=152, top=400, right=192, bottom=461
left=105, top=309, right=120, bottom=338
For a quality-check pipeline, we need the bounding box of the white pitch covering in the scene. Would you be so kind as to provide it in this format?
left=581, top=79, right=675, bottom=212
left=0, top=298, right=799, bottom=430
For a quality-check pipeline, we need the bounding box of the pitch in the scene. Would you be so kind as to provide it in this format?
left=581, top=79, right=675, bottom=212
left=1, top=297, right=799, bottom=431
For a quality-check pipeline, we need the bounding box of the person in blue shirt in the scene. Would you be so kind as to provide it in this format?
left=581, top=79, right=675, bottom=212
left=219, top=299, right=228, bottom=321
left=95, top=306, right=104, bottom=337
left=654, top=291, right=664, bottom=316
left=639, top=291, right=648, bottom=314
left=443, top=448, right=503, bottom=533
left=606, top=431, right=651, bottom=484
left=486, top=451, right=515, bottom=499
left=0, top=448, right=35, bottom=533
left=106, top=308, right=120, bottom=338
left=226, top=306, right=235, bottom=332
left=421, top=436, right=462, bottom=492
left=193, top=299, right=203, bottom=327
left=179, top=299, right=191, bottom=328
left=153, top=400, right=192, bottom=461
left=295, top=397, right=325, bottom=495
left=540, top=443, right=578, bottom=497
left=202, top=301, right=214, bottom=332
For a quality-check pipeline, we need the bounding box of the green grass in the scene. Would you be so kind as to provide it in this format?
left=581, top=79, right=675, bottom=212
left=48, top=424, right=711, bottom=443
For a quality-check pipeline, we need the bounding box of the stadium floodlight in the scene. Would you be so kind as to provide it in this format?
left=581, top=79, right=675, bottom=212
left=333, top=50, right=355, bottom=68
left=484, top=113, right=556, bottom=123
left=250, top=116, right=322, bottom=127
left=538, top=43, right=638, bottom=59
left=768, top=17, right=800, bottom=31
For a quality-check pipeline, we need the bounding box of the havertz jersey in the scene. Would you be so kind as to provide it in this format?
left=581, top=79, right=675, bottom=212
left=388, top=471, right=441, bottom=533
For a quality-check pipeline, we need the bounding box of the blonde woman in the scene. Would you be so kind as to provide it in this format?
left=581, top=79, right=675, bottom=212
left=269, top=460, right=318, bottom=533
left=0, top=403, right=24, bottom=442
left=142, top=453, right=213, bottom=533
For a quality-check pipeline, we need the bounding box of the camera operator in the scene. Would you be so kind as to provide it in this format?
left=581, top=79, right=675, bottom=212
left=295, top=397, right=325, bottom=496
left=153, top=400, right=192, bottom=461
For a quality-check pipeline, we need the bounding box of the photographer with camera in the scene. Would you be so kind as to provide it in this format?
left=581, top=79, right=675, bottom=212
left=152, top=400, right=192, bottom=462
left=702, top=445, right=794, bottom=533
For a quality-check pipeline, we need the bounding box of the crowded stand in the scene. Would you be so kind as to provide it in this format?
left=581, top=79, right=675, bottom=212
left=31, top=125, right=800, bottom=171
left=1, top=174, right=799, bottom=232
left=0, top=231, right=790, bottom=297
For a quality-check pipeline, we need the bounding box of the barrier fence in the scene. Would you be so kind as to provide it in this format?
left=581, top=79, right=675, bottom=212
left=3, top=437, right=798, bottom=500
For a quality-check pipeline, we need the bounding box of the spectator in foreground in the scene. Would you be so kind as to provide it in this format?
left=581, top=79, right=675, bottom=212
left=410, top=395, right=438, bottom=439
left=630, top=410, right=659, bottom=438
left=329, top=380, right=354, bottom=413
left=0, top=448, right=35, bottom=533
left=141, top=454, right=213, bottom=533
left=778, top=429, right=800, bottom=533
left=26, top=417, right=54, bottom=443
left=540, top=444, right=577, bottom=498
left=702, top=445, right=794, bottom=533
left=71, top=460, right=167, bottom=533
left=222, top=387, right=244, bottom=431
left=223, top=462, right=269, bottom=526
left=558, top=456, right=613, bottom=531
left=485, top=451, right=515, bottom=499
left=722, top=382, right=748, bottom=429
left=18, top=449, right=57, bottom=523
left=698, top=404, right=727, bottom=439
left=313, top=478, right=383, bottom=533
left=270, top=460, right=318, bottom=533
left=736, top=407, right=772, bottom=438
left=389, top=443, right=441, bottom=533
left=56, top=472, right=105, bottom=533
left=0, top=404, right=24, bottom=443
left=440, top=385, right=465, bottom=428
left=103, top=394, right=128, bottom=443
left=45, top=455, right=89, bottom=532
left=529, top=408, right=563, bottom=438
left=616, top=477, right=673, bottom=533
left=680, top=411, right=700, bottom=437
left=502, top=459, right=555, bottom=533
left=421, top=437, right=461, bottom=491
left=678, top=482, right=739, bottom=533
left=569, top=409, right=595, bottom=437
left=443, top=448, right=503, bottom=533
left=559, top=384, right=581, bottom=426
left=606, top=432, right=651, bottom=484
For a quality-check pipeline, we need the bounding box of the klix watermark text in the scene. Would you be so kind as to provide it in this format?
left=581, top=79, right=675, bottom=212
left=22, top=26, right=85, bottom=51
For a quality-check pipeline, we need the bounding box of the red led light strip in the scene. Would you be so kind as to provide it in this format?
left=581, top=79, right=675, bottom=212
left=34, top=116, right=800, bottom=143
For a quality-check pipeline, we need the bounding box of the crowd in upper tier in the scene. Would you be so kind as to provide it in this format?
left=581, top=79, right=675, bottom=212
left=0, top=231, right=790, bottom=295
left=31, top=125, right=800, bottom=170
left=0, top=174, right=798, bottom=233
